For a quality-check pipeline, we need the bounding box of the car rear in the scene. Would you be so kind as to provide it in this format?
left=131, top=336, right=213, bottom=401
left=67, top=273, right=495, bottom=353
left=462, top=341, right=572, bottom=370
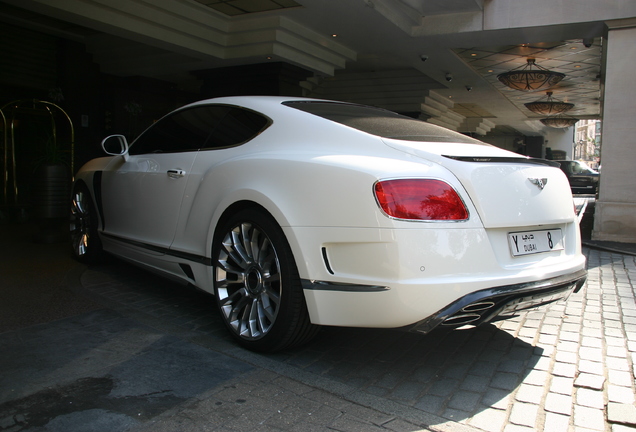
left=278, top=99, right=587, bottom=332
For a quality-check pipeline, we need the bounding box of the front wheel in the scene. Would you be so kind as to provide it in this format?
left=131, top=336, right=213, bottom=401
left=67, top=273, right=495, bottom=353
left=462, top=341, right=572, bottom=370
left=69, top=183, right=103, bottom=263
left=212, top=207, right=318, bottom=352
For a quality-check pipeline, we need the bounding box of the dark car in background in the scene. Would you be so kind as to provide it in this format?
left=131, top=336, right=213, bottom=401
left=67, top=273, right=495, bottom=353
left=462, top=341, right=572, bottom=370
left=558, top=160, right=599, bottom=195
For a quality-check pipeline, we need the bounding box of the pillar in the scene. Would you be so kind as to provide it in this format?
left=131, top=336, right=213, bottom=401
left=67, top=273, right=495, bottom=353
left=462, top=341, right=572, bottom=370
left=593, top=19, right=636, bottom=242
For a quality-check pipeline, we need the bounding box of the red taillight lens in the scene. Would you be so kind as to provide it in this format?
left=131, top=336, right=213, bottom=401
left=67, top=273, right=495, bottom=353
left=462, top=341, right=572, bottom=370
left=374, top=179, right=469, bottom=221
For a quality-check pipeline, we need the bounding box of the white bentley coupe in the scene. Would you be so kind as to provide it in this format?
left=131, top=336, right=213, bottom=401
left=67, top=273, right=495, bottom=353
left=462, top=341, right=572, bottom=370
left=70, top=96, right=587, bottom=352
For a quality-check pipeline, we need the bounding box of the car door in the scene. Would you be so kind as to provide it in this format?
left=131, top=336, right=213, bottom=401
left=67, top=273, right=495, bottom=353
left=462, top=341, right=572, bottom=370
left=169, top=105, right=272, bottom=256
left=100, top=105, right=227, bottom=249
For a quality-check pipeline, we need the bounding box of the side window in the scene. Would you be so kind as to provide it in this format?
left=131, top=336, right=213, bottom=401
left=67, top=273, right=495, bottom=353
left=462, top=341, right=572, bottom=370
left=129, top=105, right=270, bottom=155
left=129, top=106, right=231, bottom=155
left=204, top=107, right=270, bottom=149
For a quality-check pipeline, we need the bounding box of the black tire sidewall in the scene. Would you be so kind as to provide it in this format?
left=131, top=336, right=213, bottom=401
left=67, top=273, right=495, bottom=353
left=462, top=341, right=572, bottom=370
left=70, top=183, right=103, bottom=264
left=212, top=207, right=306, bottom=352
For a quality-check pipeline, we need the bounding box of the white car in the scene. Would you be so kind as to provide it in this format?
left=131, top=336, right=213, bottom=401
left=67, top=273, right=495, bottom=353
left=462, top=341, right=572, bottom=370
left=70, top=96, right=587, bottom=352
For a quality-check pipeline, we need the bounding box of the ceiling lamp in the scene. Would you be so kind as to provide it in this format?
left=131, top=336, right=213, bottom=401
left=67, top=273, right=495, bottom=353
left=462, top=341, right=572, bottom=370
left=497, top=58, right=565, bottom=91
left=524, top=91, right=574, bottom=115
left=540, top=114, right=579, bottom=128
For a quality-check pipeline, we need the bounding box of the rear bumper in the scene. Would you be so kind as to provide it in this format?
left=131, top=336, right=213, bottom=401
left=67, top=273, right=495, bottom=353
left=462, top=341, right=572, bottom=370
left=406, top=269, right=587, bottom=334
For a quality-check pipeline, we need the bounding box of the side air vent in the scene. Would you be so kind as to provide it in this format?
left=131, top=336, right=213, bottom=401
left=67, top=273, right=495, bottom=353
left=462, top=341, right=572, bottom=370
left=179, top=263, right=195, bottom=281
left=321, top=247, right=334, bottom=275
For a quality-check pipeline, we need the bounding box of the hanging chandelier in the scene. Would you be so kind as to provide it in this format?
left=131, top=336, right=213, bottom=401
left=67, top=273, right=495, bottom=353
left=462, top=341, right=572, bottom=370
left=540, top=114, right=579, bottom=128
left=497, top=58, right=565, bottom=91
left=524, top=91, right=574, bottom=115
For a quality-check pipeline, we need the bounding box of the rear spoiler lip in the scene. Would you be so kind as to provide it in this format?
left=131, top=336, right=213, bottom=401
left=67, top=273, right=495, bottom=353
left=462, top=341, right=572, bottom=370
left=443, top=155, right=561, bottom=168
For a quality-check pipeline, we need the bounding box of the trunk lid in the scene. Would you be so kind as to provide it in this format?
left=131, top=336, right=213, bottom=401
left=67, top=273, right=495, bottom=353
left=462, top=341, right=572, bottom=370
left=383, top=139, right=575, bottom=228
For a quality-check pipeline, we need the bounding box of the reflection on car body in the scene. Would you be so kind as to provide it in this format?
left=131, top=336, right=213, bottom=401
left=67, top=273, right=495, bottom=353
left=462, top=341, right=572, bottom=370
left=70, top=96, right=587, bottom=352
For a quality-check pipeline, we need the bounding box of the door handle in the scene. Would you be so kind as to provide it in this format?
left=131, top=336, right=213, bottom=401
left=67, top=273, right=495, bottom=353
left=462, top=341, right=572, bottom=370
left=167, top=169, right=185, bottom=179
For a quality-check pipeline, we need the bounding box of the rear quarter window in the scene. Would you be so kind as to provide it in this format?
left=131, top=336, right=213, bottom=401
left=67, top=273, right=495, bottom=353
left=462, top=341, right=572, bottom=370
left=283, top=101, right=487, bottom=145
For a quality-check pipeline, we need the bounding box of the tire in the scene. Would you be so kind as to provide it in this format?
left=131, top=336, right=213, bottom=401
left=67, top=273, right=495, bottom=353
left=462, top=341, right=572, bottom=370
left=212, top=207, right=319, bottom=352
left=69, top=183, right=103, bottom=264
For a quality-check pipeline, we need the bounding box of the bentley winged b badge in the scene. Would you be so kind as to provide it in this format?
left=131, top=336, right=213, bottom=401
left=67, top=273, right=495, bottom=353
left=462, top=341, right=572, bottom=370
left=529, top=178, right=548, bottom=190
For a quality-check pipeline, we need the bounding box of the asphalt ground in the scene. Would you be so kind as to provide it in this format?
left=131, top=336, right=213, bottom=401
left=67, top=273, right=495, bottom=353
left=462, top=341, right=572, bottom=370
left=1, top=199, right=635, bottom=432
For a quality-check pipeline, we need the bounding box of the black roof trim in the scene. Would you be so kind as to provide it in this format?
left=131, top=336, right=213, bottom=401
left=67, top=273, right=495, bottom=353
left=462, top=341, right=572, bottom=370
left=443, top=155, right=560, bottom=168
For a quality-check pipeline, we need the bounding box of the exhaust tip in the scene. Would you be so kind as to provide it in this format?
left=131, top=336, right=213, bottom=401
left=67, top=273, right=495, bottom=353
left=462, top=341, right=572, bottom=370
left=442, top=314, right=482, bottom=326
left=462, top=301, right=495, bottom=313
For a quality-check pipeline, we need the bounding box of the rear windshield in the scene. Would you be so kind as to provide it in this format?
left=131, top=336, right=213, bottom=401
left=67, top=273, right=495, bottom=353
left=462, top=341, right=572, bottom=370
left=283, top=101, right=487, bottom=145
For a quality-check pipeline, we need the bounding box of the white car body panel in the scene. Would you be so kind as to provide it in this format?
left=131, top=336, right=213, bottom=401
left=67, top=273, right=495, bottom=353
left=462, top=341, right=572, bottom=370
left=73, top=95, right=586, bottom=333
left=101, top=152, right=198, bottom=248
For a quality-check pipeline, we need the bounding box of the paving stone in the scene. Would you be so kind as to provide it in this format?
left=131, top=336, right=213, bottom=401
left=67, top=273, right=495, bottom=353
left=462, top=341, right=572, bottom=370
left=545, top=392, right=573, bottom=415
left=490, top=373, right=520, bottom=391
left=559, top=330, right=580, bottom=342
left=555, top=350, right=578, bottom=364
left=522, top=369, right=549, bottom=387
left=578, top=360, right=605, bottom=376
left=537, top=334, right=557, bottom=345
left=481, top=388, right=512, bottom=410
left=579, top=347, right=604, bottom=362
left=608, top=385, right=636, bottom=404
left=576, top=388, right=605, bottom=409
left=427, top=378, right=460, bottom=397
left=509, top=402, right=537, bottom=428
left=607, top=403, right=636, bottom=427
left=447, top=390, right=481, bottom=412
left=605, top=327, right=625, bottom=338
left=543, top=412, right=570, bottom=431
left=469, top=360, right=498, bottom=378
left=552, top=362, right=576, bottom=378
left=606, top=356, right=631, bottom=372
left=574, top=373, right=606, bottom=390
left=515, top=384, right=544, bottom=404
left=503, top=424, right=534, bottom=432
left=413, top=394, right=444, bottom=414
left=607, top=346, right=629, bottom=358
left=608, top=369, right=632, bottom=385
left=606, top=336, right=626, bottom=347
left=613, top=424, right=636, bottom=432
left=550, top=376, right=574, bottom=395
left=442, top=407, right=471, bottom=422
left=539, top=325, right=559, bottom=335
left=574, top=404, right=606, bottom=430
left=388, top=381, right=423, bottom=401
left=581, top=327, right=603, bottom=338
left=459, top=374, right=490, bottom=392
left=556, top=340, right=579, bottom=352
left=468, top=408, right=507, bottom=432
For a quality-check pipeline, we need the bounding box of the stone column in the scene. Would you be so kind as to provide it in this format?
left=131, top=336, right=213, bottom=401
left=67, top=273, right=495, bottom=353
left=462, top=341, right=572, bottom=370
left=592, top=19, right=636, bottom=243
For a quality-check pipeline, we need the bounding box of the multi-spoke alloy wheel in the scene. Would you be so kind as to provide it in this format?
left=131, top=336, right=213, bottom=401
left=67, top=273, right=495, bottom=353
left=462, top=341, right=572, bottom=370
left=213, top=208, right=318, bottom=352
left=69, top=184, right=102, bottom=263
left=216, top=220, right=281, bottom=339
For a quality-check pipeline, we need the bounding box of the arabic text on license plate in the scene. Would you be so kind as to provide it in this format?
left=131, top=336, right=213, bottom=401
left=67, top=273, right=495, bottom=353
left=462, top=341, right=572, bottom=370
left=508, top=229, right=564, bottom=256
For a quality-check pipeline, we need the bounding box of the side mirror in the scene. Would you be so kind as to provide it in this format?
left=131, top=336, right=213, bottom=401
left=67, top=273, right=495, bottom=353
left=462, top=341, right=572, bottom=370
left=101, top=135, right=129, bottom=158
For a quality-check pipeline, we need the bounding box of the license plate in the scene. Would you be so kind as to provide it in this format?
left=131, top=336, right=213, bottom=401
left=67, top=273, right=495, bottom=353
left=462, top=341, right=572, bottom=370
left=508, top=229, right=564, bottom=256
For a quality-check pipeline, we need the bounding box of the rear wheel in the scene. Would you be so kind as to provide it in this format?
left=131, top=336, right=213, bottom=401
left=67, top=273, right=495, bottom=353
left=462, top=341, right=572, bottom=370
left=69, top=183, right=103, bottom=263
left=212, top=207, right=318, bottom=352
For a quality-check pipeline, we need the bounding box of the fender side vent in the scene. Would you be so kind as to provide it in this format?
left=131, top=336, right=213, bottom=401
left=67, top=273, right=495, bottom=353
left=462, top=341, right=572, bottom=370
left=179, top=263, right=195, bottom=281
left=321, top=247, right=334, bottom=275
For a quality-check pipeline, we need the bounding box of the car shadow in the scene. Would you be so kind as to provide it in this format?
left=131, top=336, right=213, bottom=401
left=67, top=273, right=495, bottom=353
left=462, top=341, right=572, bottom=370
left=79, top=258, right=541, bottom=424
left=274, top=319, right=541, bottom=422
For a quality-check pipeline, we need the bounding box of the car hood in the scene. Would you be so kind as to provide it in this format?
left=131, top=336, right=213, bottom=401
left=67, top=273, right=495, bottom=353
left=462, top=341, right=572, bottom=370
left=383, top=138, right=575, bottom=228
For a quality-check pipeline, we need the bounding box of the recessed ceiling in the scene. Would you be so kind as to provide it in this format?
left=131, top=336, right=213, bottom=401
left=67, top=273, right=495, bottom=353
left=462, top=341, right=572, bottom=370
left=455, top=39, right=602, bottom=120
left=193, top=0, right=302, bottom=16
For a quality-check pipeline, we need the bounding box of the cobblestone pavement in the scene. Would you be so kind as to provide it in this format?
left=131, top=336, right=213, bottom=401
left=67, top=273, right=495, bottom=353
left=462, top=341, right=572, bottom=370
left=62, top=245, right=635, bottom=432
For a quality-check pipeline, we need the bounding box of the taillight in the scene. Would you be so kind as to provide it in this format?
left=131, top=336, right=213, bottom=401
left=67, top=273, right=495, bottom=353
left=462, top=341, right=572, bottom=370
left=374, top=179, right=469, bottom=221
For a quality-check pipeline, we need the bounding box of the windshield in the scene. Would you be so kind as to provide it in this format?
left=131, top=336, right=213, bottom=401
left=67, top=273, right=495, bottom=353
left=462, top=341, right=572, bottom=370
left=560, top=161, right=598, bottom=175
left=283, top=101, right=489, bottom=145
